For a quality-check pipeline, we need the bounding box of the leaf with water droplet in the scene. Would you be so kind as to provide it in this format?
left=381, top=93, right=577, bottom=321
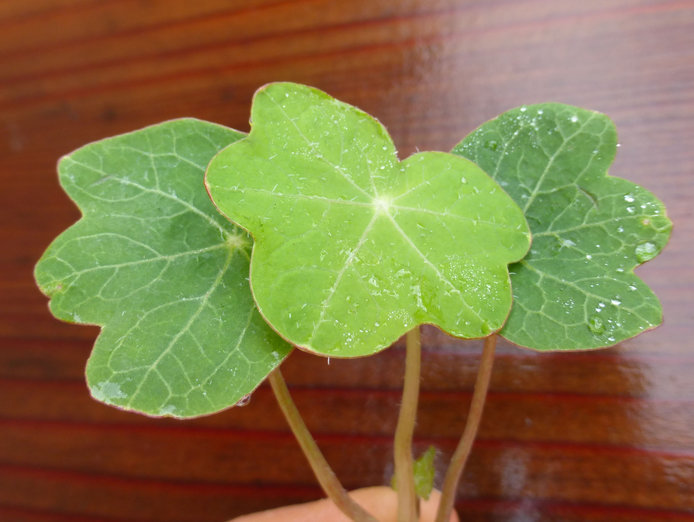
left=588, top=315, right=605, bottom=334
left=35, top=119, right=292, bottom=417
left=454, top=104, right=671, bottom=350
left=207, top=83, right=530, bottom=356
left=635, top=241, right=658, bottom=263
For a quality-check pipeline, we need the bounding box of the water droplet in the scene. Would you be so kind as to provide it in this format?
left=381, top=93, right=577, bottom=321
left=236, top=395, right=252, bottom=407
left=484, top=140, right=499, bottom=151
left=461, top=177, right=467, bottom=184
left=635, top=242, right=657, bottom=263
left=158, top=404, right=178, bottom=416
left=520, top=106, right=527, bottom=112
left=585, top=254, right=592, bottom=260
left=588, top=316, right=605, bottom=334
left=570, top=115, right=578, bottom=123
left=611, top=298, right=622, bottom=306
left=91, top=382, right=126, bottom=402
left=624, top=194, right=635, bottom=203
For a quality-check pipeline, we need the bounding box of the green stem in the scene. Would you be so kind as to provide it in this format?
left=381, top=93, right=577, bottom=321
left=393, top=327, right=422, bottom=522
left=435, top=334, right=497, bottom=522
left=268, top=369, right=379, bottom=522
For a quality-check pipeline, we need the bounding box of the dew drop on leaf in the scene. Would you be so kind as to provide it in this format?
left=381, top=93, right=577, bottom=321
left=236, top=394, right=252, bottom=407
left=588, top=316, right=605, bottom=334
left=635, top=241, right=658, bottom=263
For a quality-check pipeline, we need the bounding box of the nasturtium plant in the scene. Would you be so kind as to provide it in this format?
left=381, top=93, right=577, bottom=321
left=206, top=82, right=531, bottom=356
left=34, top=119, right=292, bottom=418
left=35, top=82, right=671, bottom=522
left=453, top=104, right=672, bottom=350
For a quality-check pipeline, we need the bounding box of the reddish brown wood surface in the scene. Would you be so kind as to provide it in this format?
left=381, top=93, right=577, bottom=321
left=1, top=1, right=693, bottom=520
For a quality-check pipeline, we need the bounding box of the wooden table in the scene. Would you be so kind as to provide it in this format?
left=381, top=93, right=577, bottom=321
left=1, top=1, right=692, bottom=520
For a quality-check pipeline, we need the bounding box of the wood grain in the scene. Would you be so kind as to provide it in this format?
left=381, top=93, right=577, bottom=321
left=1, top=1, right=693, bottom=520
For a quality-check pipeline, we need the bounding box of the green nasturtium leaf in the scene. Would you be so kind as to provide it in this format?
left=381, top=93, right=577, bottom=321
left=453, top=104, right=672, bottom=350
left=35, top=119, right=292, bottom=418
left=206, top=83, right=531, bottom=357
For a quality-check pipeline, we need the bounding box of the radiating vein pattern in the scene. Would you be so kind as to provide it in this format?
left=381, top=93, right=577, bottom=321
left=207, top=83, right=531, bottom=356
left=454, top=103, right=672, bottom=350
left=35, top=119, right=292, bottom=417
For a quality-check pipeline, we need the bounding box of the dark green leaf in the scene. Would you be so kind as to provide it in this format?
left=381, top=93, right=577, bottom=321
left=35, top=119, right=292, bottom=417
left=454, top=104, right=672, bottom=350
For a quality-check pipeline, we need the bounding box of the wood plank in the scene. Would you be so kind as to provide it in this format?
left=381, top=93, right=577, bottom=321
left=0, top=420, right=692, bottom=513
left=1, top=378, right=693, bottom=453
left=0, top=463, right=318, bottom=521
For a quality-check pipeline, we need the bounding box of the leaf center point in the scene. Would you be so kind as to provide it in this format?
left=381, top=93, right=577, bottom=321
left=373, top=196, right=392, bottom=215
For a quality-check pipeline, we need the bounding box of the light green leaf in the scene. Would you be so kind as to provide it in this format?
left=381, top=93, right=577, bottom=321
left=453, top=104, right=672, bottom=350
left=390, top=446, right=437, bottom=500
left=206, top=83, right=530, bottom=357
left=413, top=446, right=437, bottom=500
left=35, top=119, right=292, bottom=418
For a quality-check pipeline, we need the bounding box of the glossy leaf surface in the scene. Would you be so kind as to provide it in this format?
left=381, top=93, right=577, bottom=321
left=207, top=83, right=530, bottom=356
left=454, top=104, right=672, bottom=350
left=35, top=119, right=292, bottom=417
